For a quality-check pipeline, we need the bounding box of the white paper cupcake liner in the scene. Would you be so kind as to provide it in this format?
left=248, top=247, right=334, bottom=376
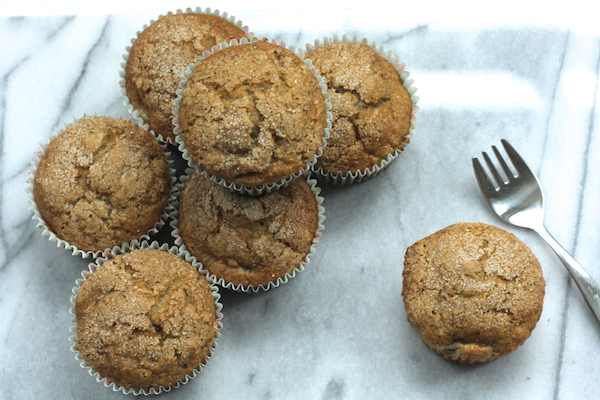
left=119, top=7, right=254, bottom=144
left=26, top=113, right=177, bottom=259
left=169, top=168, right=326, bottom=292
left=173, top=36, right=332, bottom=196
left=69, top=240, right=223, bottom=396
left=305, top=34, right=420, bottom=185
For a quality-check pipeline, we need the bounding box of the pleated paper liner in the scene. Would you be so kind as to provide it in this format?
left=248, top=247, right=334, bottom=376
left=69, top=240, right=223, bottom=395
left=119, top=7, right=254, bottom=144
left=26, top=113, right=177, bottom=259
left=305, top=34, right=419, bottom=185
left=173, top=36, right=332, bottom=195
left=169, top=168, right=325, bottom=292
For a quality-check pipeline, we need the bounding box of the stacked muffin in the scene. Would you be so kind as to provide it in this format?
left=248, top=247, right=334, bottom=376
left=174, top=38, right=330, bottom=193
left=171, top=36, right=328, bottom=291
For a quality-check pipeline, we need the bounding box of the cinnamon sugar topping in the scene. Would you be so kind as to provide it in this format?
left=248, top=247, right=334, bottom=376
left=125, top=13, right=247, bottom=141
left=178, top=174, right=319, bottom=288
left=307, top=43, right=413, bottom=174
left=33, top=116, right=171, bottom=252
left=75, top=248, right=218, bottom=391
left=178, top=40, right=327, bottom=186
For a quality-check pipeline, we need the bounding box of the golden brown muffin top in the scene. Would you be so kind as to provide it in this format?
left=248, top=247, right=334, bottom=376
left=75, top=248, right=218, bottom=391
left=125, top=13, right=247, bottom=141
left=402, top=222, right=545, bottom=364
left=178, top=174, right=319, bottom=288
left=33, top=116, right=171, bottom=252
left=307, top=42, right=413, bottom=174
left=178, top=40, right=327, bottom=186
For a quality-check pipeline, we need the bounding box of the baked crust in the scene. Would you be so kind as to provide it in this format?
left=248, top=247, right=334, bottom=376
left=75, top=248, right=218, bottom=391
left=307, top=43, right=413, bottom=174
left=178, top=174, right=319, bottom=288
left=178, top=40, right=327, bottom=186
left=402, top=222, right=545, bottom=364
left=125, top=13, right=247, bottom=141
left=33, top=117, right=171, bottom=252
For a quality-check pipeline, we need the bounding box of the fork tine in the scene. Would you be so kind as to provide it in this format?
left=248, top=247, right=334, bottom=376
left=482, top=151, right=505, bottom=186
left=472, top=156, right=497, bottom=193
left=501, top=139, right=533, bottom=178
left=492, top=145, right=515, bottom=179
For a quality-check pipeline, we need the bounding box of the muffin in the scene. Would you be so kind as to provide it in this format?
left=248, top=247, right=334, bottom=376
left=33, top=116, right=171, bottom=255
left=123, top=10, right=249, bottom=141
left=73, top=247, right=220, bottom=393
left=402, top=222, right=545, bottom=364
left=306, top=38, right=417, bottom=184
left=176, top=38, right=329, bottom=192
left=175, top=172, right=323, bottom=291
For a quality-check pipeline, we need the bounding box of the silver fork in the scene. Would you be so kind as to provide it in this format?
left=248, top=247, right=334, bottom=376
left=473, top=139, right=600, bottom=324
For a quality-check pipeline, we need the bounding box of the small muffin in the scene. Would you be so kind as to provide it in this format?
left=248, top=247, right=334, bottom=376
left=306, top=42, right=413, bottom=178
left=177, top=39, right=327, bottom=188
left=124, top=12, right=248, bottom=141
left=75, top=248, right=219, bottom=392
left=402, top=222, right=545, bottom=364
left=33, top=116, right=171, bottom=253
left=177, top=173, right=320, bottom=290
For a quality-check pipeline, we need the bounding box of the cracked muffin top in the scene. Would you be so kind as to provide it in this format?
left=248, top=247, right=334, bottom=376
left=402, top=222, right=545, bottom=364
left=178, top=40, right=327, bottom=187
left=124, top=13, right=248, bottom=141
left=177, top=173, right=319, bottom=289
left=75, top=248, right=219, bottom=391
left=33, top=116, right=171, bottom=253
left=306, top=42, right=413, bottom=174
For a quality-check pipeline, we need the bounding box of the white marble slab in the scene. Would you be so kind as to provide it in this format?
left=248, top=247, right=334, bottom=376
left=1, top=4, right=600, bottom=399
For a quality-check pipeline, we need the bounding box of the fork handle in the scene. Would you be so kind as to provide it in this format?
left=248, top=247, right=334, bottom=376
left=536, top=225, right=600, bottom=324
